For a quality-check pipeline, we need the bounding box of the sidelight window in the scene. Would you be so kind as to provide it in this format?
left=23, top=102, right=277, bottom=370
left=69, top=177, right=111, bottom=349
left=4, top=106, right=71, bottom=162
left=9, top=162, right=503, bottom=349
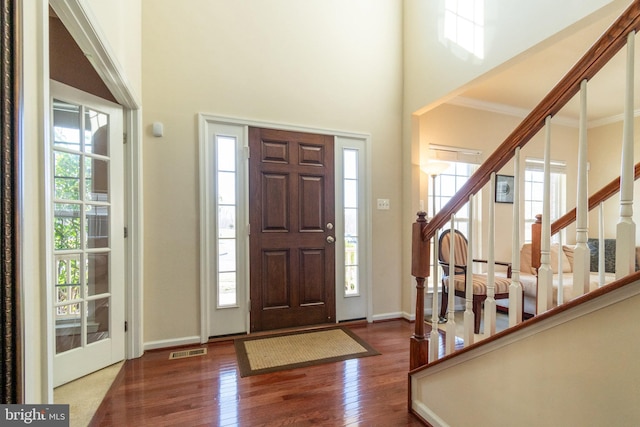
left=343, top=149, right=359, bottom=296
left=216, top=135, right=238, bottom=307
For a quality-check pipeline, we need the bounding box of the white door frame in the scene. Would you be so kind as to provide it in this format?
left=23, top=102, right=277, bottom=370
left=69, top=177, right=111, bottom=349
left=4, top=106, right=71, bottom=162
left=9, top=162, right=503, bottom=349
left=198, top=114, right=373, bottom=342
left=44, top=0, right=143, bottom=397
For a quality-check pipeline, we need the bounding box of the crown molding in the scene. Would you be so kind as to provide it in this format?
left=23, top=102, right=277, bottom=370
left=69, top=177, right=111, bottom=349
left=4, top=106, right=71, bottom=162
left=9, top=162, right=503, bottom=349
left=447, top=96, right=640, bottom=129
left=447, top=96, right=579, bottom=128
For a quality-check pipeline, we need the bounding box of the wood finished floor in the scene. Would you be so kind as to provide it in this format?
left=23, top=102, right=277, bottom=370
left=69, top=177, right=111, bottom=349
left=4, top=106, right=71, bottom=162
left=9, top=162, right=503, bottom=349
left=90, top=320, right=436, bottom=426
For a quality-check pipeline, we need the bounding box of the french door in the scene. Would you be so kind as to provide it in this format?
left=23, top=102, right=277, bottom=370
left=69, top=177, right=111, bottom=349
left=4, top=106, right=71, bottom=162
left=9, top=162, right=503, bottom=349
left=50, top=81, right=125, bottom=386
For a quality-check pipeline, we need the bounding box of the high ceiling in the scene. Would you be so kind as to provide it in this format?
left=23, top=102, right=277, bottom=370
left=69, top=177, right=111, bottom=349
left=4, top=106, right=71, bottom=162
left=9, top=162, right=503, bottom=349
left=452, top=2, right=638, bottom=125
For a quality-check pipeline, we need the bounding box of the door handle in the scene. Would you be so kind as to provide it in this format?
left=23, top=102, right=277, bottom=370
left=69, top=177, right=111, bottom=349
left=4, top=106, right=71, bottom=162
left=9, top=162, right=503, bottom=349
left=326, top=236, right=335, bottom=244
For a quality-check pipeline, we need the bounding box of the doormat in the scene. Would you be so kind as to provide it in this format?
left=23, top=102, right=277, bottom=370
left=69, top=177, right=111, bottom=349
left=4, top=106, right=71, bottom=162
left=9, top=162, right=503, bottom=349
left=234, top=327, right=380, bottom=377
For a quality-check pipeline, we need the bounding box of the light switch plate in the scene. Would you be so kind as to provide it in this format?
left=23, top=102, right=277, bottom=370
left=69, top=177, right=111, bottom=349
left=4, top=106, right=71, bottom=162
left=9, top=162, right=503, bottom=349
left=377, top=198, right=390, bottom=210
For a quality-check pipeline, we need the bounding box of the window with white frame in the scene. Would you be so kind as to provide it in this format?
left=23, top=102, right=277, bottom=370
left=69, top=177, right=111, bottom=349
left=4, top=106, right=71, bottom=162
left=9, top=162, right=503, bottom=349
left=216, top=135, right=238, bottom=307
left=426, top=151, right=480, bottom=290
left=523, top=158, right=566, bottom=243
left=429, top=161, right=478, bottom=237
left=343, top=148, right=359, bottom=296
left=444, top=0, right=485, bottom=59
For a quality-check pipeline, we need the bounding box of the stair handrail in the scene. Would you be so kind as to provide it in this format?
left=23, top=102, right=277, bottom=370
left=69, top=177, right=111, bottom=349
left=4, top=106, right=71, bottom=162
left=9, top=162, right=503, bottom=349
left=530, top=161, right=640, bottom=271
left=550, top=161, right=640, bottom=235
left=421, top=0, right=640, bottom=243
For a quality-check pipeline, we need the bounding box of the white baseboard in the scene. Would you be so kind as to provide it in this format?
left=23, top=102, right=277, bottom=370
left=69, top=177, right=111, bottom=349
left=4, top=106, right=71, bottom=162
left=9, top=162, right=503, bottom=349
left=371, top=312, right=406, bottom=322
left=144, top=335, right=201, bottom=351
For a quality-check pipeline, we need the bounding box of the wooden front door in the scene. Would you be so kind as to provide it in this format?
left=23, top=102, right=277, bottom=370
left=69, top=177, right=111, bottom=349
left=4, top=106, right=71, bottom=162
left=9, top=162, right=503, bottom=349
left=249, top=127, right=336, bottom=332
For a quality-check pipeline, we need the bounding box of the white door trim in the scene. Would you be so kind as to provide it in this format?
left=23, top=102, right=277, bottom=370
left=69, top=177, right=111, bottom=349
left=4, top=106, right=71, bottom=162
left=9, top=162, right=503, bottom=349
left=198, top=114, right=372, bottom=343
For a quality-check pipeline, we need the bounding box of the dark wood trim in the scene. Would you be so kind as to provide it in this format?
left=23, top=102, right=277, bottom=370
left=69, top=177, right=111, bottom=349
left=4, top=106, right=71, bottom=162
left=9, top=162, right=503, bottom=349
left=410, top=212, right=430, bottom=370
left=530, top=162, right=640, bottom=271
left=1, top=0, right=22, bottom=404
left=422, top=0, right=640, bottom=242
left=551, top=161, right=640, bottom=235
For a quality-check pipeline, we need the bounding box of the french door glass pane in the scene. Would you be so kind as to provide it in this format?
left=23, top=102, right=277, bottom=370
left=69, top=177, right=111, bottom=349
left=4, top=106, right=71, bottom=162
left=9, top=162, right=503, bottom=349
left=56, top=303, right=82, bottom=354
left=84, top=108, right=109, bottom=155
left=86, top=205, right=110, bottom=249
left=53, top=100, right=81, bottom=150
left=56, top=255, right=81, bottom=304
left=86, top=297, right=110, bottom=345
left=54, top=203, right=81, bottom=250
left=86, top=253, right=110, bottom=296
left=85, top=157, right=109, bottom=201
left=54, top=152, right=80, bottom=200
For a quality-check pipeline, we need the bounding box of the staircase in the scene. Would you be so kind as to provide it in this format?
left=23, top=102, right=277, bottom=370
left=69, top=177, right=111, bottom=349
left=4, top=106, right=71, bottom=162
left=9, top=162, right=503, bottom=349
left=409, top=1, right=640, bottom=425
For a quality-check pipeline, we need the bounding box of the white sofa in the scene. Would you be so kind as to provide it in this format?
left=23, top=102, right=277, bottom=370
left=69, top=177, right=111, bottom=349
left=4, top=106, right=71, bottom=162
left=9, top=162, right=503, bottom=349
left=498, top=243, right=618, bottom=316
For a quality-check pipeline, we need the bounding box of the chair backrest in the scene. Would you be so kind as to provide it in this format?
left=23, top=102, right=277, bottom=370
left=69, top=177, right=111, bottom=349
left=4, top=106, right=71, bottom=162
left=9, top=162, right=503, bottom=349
left=438, top=229, right=468, bottom=276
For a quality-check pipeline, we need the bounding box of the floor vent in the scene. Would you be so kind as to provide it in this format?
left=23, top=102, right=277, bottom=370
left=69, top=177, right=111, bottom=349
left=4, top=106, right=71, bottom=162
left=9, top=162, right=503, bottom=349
left=169, top=347, right=207, bottom=360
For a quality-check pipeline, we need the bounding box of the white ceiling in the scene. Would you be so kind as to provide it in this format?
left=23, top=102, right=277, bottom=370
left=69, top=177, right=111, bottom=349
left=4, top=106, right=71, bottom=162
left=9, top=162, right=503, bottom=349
left=451, top=2, right=639, bottom=126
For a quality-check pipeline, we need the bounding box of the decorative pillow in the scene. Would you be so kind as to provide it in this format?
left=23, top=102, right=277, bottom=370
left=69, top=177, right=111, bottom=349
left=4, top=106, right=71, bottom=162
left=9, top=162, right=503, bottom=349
left=519, top=244, right=535, bottom=275
left=519, top=243, right=571, bottom=274
left=562, top=245, right=575, bottom=271
left=587, top=238, right=616, bottom=273
left=550, top=243, right=572, bottom=273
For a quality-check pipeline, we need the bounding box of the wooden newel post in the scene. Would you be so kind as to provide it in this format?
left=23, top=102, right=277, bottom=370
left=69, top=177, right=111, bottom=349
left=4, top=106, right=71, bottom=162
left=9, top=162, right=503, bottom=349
left=410, top=211, right=430, bottom=370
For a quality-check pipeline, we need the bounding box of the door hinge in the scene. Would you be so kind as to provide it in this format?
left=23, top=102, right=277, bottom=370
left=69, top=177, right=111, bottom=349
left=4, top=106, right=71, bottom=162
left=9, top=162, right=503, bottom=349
left=123, top=132, right=128, bottom=144
left=124, top=227, right=128, bottom=238
left=124, top=321, right=128, bottom=332
left=244, top=146, right=250, bottom=159
left=247, top=224, right=250, bottom=235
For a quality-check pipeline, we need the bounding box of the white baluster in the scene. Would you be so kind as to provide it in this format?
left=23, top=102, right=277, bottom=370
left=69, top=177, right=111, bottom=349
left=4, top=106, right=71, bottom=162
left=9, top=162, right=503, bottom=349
left=538, top=116, right=553, bottom=312
left=446, top=215, right=456, bottom=355
left=557, top=233, right=564, bottom=305
left=509, top=148, right=523, bottom=326
left=484, top=173, right=496, bottom=336
left=599, top=202, right=606, bottom=287
left=429, top=227, right=440, bottom=363
left=573, top=79, right=590, bottom=297
left=616, top=31, right=636, bottom=279
left=463, top=195, right=474, bottom=346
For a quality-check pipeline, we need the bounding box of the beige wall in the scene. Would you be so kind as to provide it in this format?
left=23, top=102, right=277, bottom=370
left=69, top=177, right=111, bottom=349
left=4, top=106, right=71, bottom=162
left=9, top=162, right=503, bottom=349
left=141, top=0, right=403, bottom=342
left=86, top=0, right=142, bottom=100
left=588, top=117, right=640, bottom=240
left=403, top=0, right=624, bottom=114
left=412, top=286, right=640, bottom=426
